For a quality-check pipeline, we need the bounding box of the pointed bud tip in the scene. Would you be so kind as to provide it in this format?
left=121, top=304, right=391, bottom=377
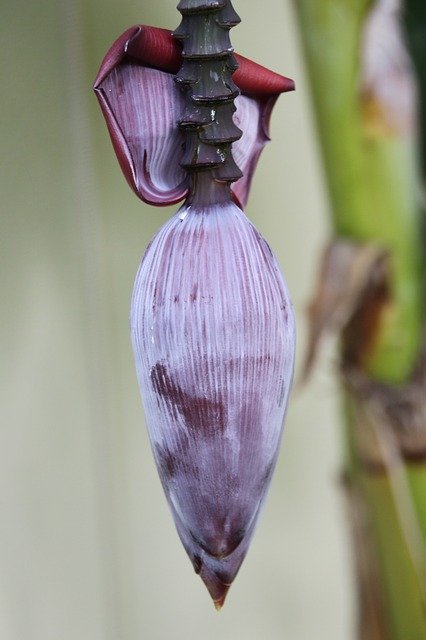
left=210, top=584, right=230, bottom=610
left=197, top=560, right=232, bottom=610
left=213, top=594, right=227, bottom=611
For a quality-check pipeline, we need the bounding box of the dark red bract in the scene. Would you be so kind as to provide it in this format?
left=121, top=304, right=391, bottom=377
left=93, top=25, right=294, bottom=207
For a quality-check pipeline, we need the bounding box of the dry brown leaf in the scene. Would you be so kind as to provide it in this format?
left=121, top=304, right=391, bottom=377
left=301, top=239, right=389, bottom=384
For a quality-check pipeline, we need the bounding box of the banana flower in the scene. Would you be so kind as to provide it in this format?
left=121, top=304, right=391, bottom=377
left=94, top=22, right=296, bottom=608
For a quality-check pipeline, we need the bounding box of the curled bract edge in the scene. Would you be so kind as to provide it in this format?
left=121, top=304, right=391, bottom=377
left=131, top=200, right=295, bottom=607
left=93, top=25, right=295, bottom=208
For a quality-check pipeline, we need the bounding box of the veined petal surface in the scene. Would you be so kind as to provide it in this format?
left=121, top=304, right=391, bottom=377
left=131, top=200, right=295, bottom=605
left=96, top=66, right=281, bottom=207
left=94, top=25, right=294, bottom=207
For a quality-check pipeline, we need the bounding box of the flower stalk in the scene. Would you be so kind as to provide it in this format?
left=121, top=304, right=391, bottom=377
left=174, top=0, right=243, bottom=206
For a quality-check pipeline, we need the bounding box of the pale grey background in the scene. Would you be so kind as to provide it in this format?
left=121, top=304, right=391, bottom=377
left=1, top=0, right=354, bottom=638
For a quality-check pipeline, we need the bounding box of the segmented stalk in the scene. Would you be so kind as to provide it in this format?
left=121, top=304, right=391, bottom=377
left=173, top=0, right=242, bottom=205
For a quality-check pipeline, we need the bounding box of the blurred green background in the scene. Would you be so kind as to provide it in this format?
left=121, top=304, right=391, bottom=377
left=0, top=0, right=354, bottom=638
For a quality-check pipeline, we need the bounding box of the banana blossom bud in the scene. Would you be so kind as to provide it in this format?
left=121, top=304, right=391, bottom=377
left=94, top=25, right=296, bottom=608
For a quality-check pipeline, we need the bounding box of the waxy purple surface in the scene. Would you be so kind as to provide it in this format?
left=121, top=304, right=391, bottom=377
left=131, top=201, right=295, bottom=604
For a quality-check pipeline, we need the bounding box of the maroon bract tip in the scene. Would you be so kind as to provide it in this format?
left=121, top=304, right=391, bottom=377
left=234, top=54, right=295, bottom=96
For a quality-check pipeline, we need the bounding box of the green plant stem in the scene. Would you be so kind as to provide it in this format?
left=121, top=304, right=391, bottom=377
left=294, top=1, right=426, bottom=638
left=294, top=0, right=424, bottom=384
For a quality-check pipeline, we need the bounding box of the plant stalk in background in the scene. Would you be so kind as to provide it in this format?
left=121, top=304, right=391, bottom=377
left=294, top=0, right=426, bottom=638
